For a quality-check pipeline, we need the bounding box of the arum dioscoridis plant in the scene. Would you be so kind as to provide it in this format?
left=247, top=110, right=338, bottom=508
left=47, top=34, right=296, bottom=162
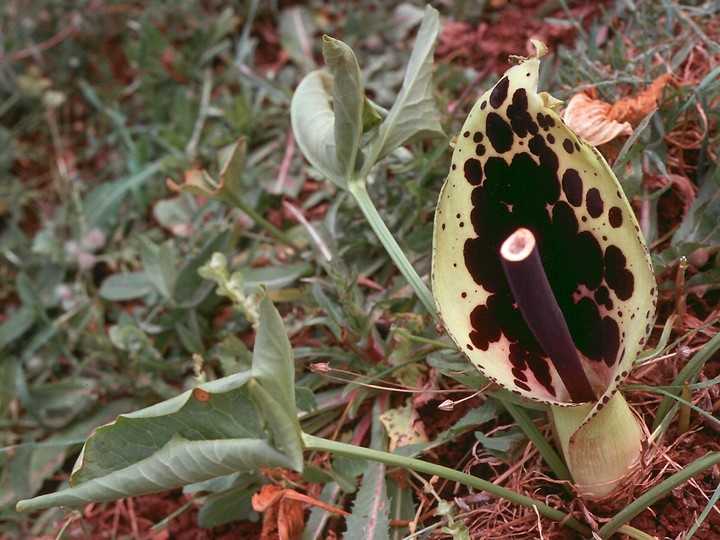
left=432, top=41, right=658, bottom=500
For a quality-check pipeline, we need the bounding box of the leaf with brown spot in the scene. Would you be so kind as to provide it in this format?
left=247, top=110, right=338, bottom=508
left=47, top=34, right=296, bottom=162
left=378, top=399, right=428, bottom=452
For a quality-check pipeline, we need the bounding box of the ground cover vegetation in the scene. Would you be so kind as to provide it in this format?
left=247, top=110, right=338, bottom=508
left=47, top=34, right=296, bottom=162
left=1, top=1, right=719, bottom=538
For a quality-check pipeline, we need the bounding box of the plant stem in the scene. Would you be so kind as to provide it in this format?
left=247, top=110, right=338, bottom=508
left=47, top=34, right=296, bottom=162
left=503, top=401, right=572, bottom=482
left=616, top=525, right=661, bottom=540
left=348, top=180, right=437, bottom=317
left=652, top=330, right=720, bottom=431
left=301, top=433, right=591, bottom=536
left=225, top=190, right=299, bottom=249
left=598, top=451, right=720, bottom=538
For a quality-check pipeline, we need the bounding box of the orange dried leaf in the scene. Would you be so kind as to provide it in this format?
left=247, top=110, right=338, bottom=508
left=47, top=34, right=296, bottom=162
left=252, top=484, right=284, bottom=512
left=608, top=73, right=677, bottom=125
left=562, top=93, right=633, bottom=146
left=252, top=485, right=304, bottom=540
left=251, top=484, right=349, bottom=540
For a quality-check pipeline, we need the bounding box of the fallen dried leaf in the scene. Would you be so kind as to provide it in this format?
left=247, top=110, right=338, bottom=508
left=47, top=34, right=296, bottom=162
left=609, top=73, right=678, bottom=125
left=378, top=399, right=428, bottom=452
left=562, top=92, right=633, bottom=146
left=251, top=484, right=349, bottom=540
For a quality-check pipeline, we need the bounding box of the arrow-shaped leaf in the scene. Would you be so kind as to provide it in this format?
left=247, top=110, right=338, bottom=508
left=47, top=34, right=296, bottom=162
left=16, top=296, right=305, bottom=512
left=16, top=436, right=291, bottom=512
left=365, top=5, right=444, bottom=167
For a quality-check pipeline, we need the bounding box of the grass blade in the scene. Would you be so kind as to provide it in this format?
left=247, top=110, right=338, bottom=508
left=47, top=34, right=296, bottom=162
left=598, top=451, right=720, bottom=538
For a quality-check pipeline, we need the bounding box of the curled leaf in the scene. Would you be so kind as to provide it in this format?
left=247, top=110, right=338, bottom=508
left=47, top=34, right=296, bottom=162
left=322, top=34, right=364, bottom=179
left=166, top=136, right=247, bottom=203
left=608, top=73, right=678, bottom=125
left=562, top=74, right=678, bottom=146
left=291, top=70, right=346, bottom=187
left=252, top=484, right=349, bottom=540
left=561, top=93, right=633, bottom=146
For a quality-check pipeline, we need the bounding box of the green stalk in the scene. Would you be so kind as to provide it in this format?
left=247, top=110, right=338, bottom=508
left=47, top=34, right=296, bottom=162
left=551, top=392, right=644, bottom=500
left=348, top=180, right=437, bottom=317
left=301, top=433, right=591, bottom=536
left=597, top=451, right=720, bottom=539
left=224, top=190, right=299, bottom=249
left=503, top=402, right=572, bottom=482
left=652, top=331, right=720, bottom=432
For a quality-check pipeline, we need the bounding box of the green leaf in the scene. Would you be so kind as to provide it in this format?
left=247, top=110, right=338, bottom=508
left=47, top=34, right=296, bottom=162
left=302, top=482, right=344, bottom=540
left=344, top=404, right=390, bottom=540
left=672, top=163, right=720, bottom=247
left=98, top=272, right=153, bottom=301
left=152, top=195, right=195, bottom=233
left=330, top=456, right=366, bottom=493
left=14, top=291, right=323, bottom=513
left=291, top=70, right=346, bottom=187
left=248, top=381, right=304, bottom=472
left=173, top=230, right=231, bottom=308
left=475, top=427, right=526, bottom=461
left=84, top=161, right=162, bottom=231
left=250, top=294, right=303, bottom=471
left=252, top=294, right=297, bottom=419
left=71, top=371, right=259, bottom=484
left=387, top=478, right=415, bottom=540
left=197, top=487, right=255, bottom=528
left=16, top=436, right=289, bottom=512
left=139, top=238, right=177, bottom=301
left=192, top=474, right=258, bottom=528
left=0, top=307, right=34, bottom=350
left=241, top=262, right=313, bottom=292
left=343, top=461, right=390, bottom=540
left=364, top=5, right=444, bottom=167
left=322, top=35, right=364, bottom=179
left=14, top=360, right=305, bottom=513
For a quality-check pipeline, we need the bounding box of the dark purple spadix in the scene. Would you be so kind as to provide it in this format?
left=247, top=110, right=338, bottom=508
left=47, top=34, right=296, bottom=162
left=500, top=228, right=596, bottom=403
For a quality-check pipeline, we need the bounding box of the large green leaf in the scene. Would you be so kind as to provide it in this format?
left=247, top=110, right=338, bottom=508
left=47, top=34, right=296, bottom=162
left=70, top=372, right=258, bottom=484
left=16, top=436, right=289, bottom=511
left=291, top=70, right=346, bottom=187
left=364, top=5, right=444, bottom=167
left=16, top=296, right=303, bottom=512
